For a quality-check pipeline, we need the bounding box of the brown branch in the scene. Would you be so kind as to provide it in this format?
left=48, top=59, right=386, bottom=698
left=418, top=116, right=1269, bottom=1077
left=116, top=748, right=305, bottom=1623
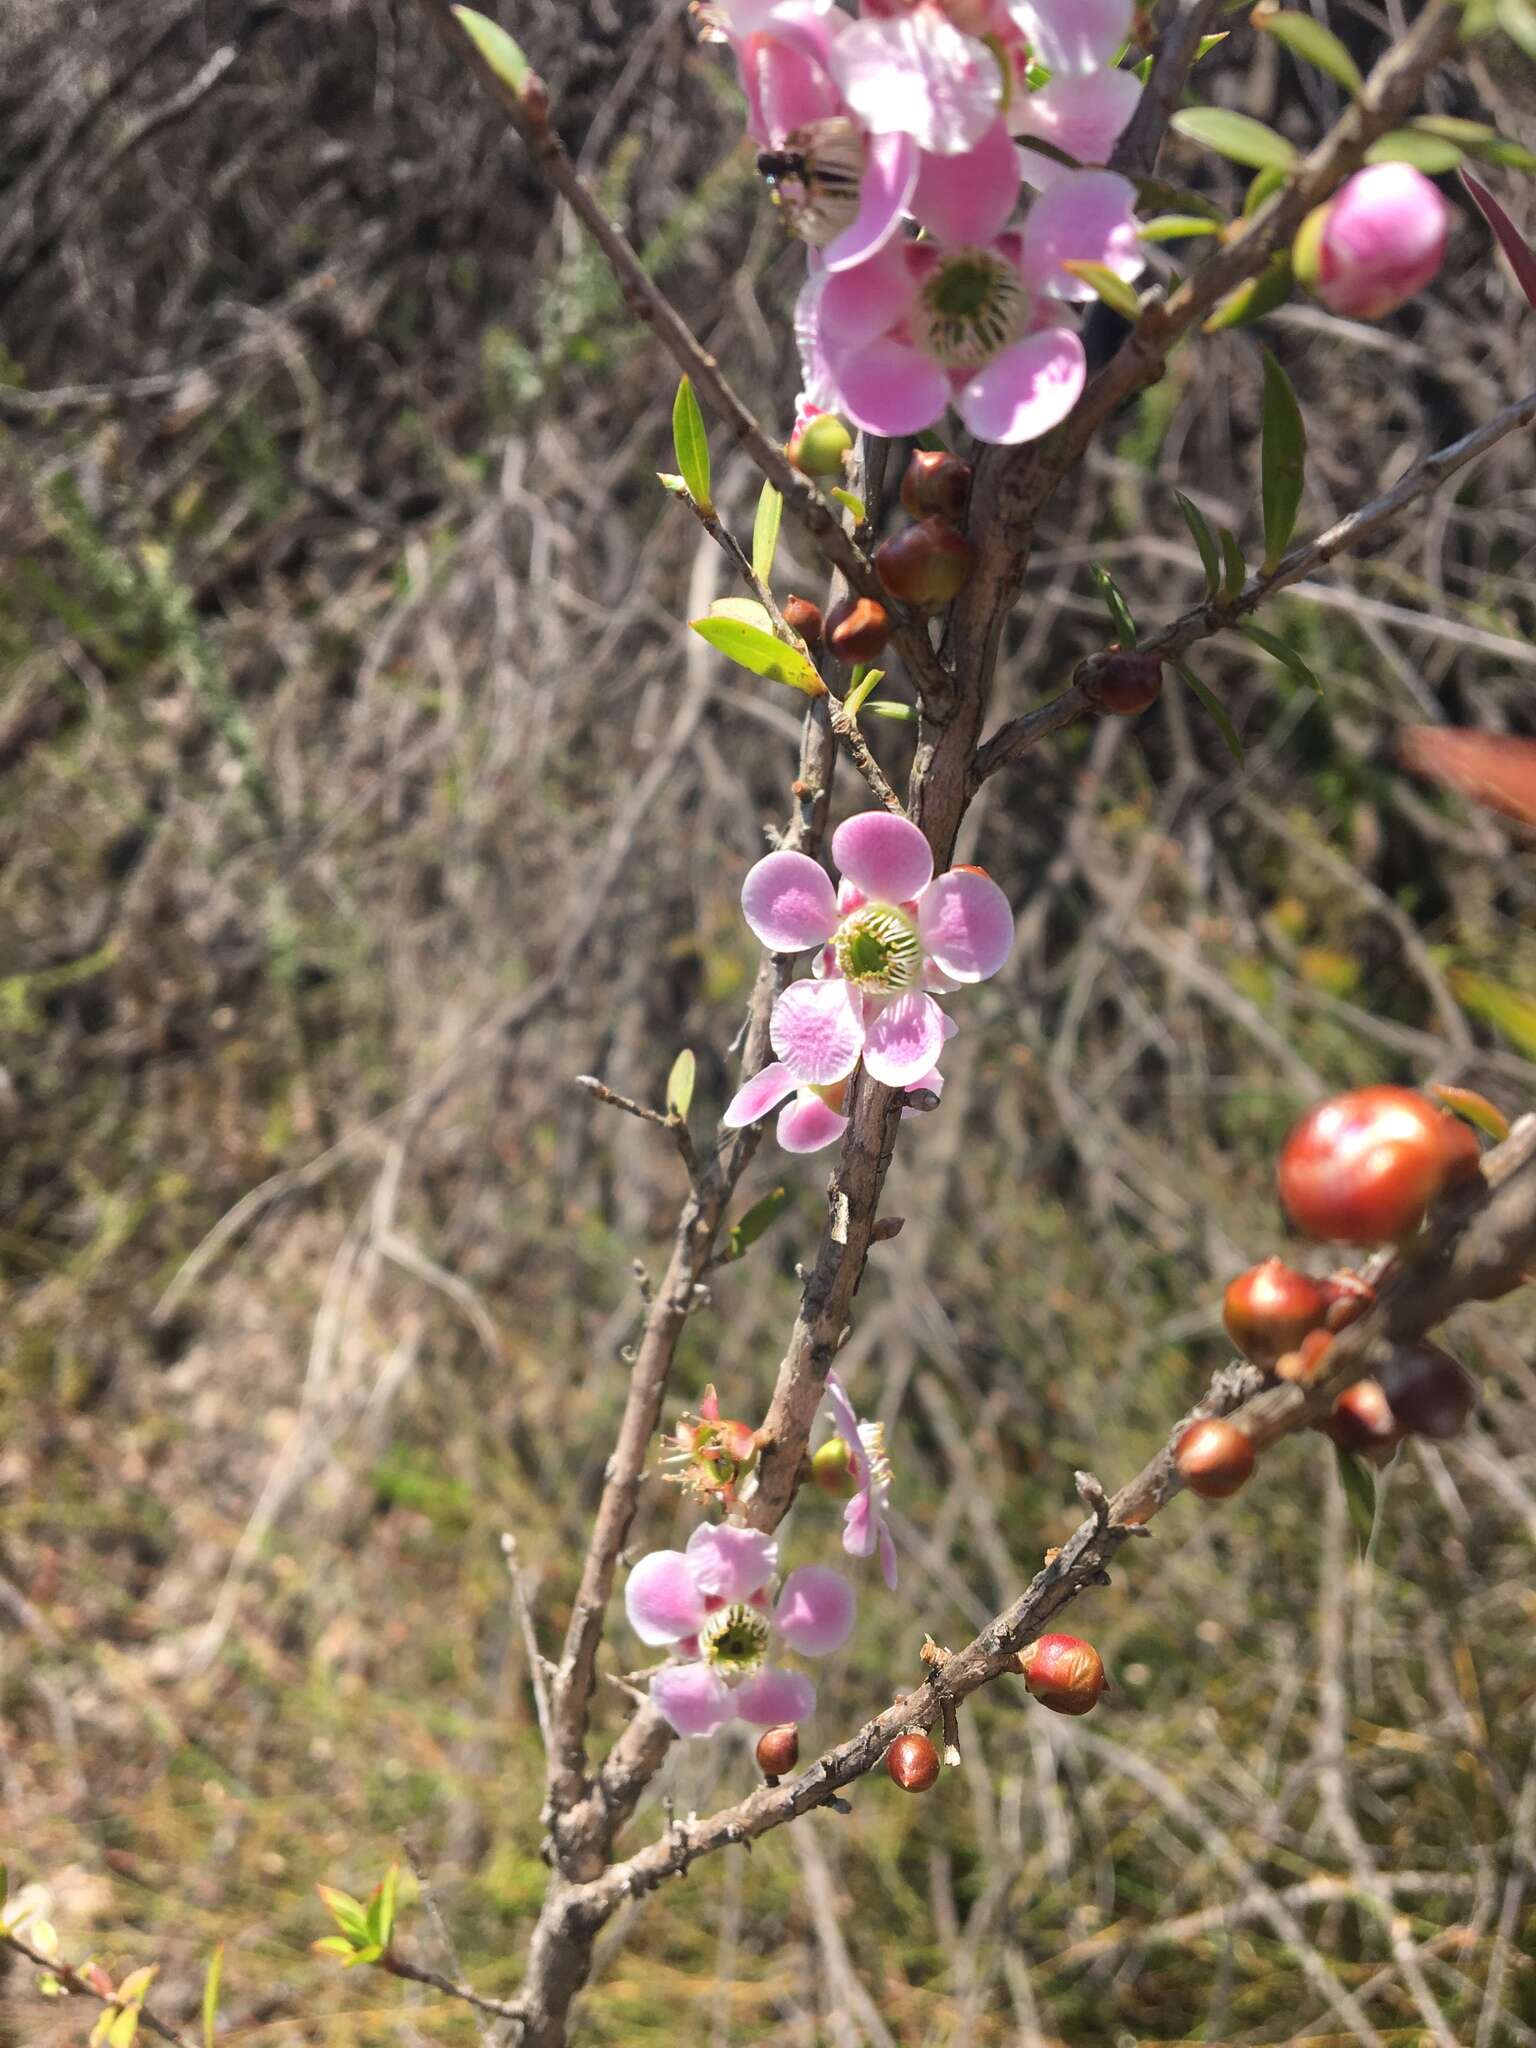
left=382, top=1949, right=526, bottom=2024
left=1, top=1931, right=195, bottom=2048
left=970, top=678, right=1094, bottom=786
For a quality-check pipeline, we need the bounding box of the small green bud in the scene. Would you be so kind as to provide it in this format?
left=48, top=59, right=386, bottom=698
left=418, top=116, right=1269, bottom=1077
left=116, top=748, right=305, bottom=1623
left=811, top=1436, right=858, bottom=1497
left=789, top=414, right=853, bottom=478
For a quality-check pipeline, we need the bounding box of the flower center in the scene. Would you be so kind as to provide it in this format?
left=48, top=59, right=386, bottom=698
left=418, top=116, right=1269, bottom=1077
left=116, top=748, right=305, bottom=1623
left=698, top=1602, right=770, bottom=1675
left=858, top=1418, right=893, bottom=1493
left=915, top=248, right=1029, bottom=370
left=833, top=904, right=923, bottom=991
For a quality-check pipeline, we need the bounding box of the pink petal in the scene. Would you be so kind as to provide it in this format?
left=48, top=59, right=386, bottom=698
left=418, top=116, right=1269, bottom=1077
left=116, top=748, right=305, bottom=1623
left=724, top=1061, right=801, bottom=1129
left=819, top=236, right=919, bottom=346
left=751, top=39, right=843, bottom=146
left=794, top=270, right=840, bottom=415
left=1011, top=71, right=1141, bottom=168
left=1018, top=168, right=1142, bottom=299
left=770, top=977, right=866, bottom=1086
left=911, top=118, right=1021, bottom=243
left=843, top=1492, right=875, bottom=1557
left=742, top=850, right=839, bottom=952
left=830, top=14, right=1002, bottom=156
left=1007, top=0, right=1132, bottom=76
left=773, top=1563, right=856, bottom=1656
left=822, top=1371, right=867, bottom=1478
left=832, top=812, right=934, bottom=902
left=1318, top=163, right=1449, bottom=318
left=732, top=1665, right=817, bottom=1727
left=686, top=1522, right=778, bottom=1602
left=649, top=1661, right=739, bottom=1738
left=919, top=868, right=1015, bottom=981
left=826, top=334, right=950, bottom=437
left=956, top=327, right=1085, bottom=444
left=626, top=1550, right=708, bottom=1646
left=861, top=990, right=946, bottom=1088
left=824, top=132, right=919, bottom=272
left=877, top=1523, right=899, bottom=1592
left=777, top=1092, right=850, bottom=1152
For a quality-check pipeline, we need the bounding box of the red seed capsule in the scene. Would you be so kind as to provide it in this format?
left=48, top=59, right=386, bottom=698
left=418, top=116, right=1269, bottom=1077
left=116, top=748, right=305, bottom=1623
left=1018, top=1633, right=1106, bottom=1716
left=783, top=594, right=823, bottom=647
left=1223, top=1257, right=1330, bottom=1367
left=886, top=1730, right=940, bottom=1792
left=1277, top=1086, right=1483, bottom=1245
left=1276, top=1326, right=1335, bottom=1384
left=899, top=448, right=972, bottom=522
left=875, top=518, right=973, bottom=608
left=1087, top=650, right=1164, bottom=716
left=1322, top=1377, right=1400, bottom=1454
left=1379, top=1341, right=1475, bottom=1441
left=755, top=1724, right=800, bottom=1779
left=1175, top=1418, right=1257, bottom=1499
left=825, top=595, right=891, bottom=665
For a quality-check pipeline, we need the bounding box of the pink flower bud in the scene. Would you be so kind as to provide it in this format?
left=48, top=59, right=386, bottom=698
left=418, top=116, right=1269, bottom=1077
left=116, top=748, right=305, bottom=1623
left=1295, top=164, right=1449, bottom=321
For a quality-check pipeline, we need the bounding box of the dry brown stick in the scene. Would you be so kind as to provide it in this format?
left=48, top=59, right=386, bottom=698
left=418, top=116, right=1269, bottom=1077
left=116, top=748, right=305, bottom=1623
left=0, top=1931, right=195, bottom=2048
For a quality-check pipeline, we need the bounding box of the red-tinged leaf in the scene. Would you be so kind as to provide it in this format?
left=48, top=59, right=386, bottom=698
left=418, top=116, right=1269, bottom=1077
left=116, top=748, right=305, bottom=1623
left=1461, top=169, right=1536, bottom=310
left=1398, top=726, right=1536, bottom=828
left=1427, top=1083, right=1510, bottom=1142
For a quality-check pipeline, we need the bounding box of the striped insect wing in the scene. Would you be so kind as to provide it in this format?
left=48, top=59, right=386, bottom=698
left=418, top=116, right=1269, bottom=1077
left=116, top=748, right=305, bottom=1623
left=757, top=119, right=863, bottom=247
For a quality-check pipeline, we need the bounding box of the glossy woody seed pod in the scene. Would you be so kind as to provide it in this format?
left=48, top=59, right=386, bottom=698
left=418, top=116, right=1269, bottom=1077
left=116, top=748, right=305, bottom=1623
left=899, top=448, right=971, bottom=522
left=1019, top=1633, right=1106, bottom=1716
left=1379, top=1341, right=1475, bottom=1441
left=1323, top=1377, right=1400, bottom=1455
left=886, top=1731, right=940, bottom=1792
left=783, top=594, right=823, bottom=647
left=1223, top=1257, right=1329, bottom=1367
left=1277, top=1086, right=1482, bottom=1245
left=1175, top=1418, right=1256, bottom=1499
left=755, top=1724, right=800, bottom=1779
left=1087, top=650, right=1164, bottom=716
left=875, top=518, right=973, bottom=608
left=825, top=595, right=891, bottom=665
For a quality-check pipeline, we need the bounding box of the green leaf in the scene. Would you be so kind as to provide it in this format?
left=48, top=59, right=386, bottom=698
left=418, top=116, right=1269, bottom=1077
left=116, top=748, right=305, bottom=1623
left=1259, top=349, right=1305, bottom=571
left=341, top=1944, right=384, bottom=1970
left=1091, top=564, right=1139, bottom=648
left=1140, top=213, right=1222, bottom=242
left=1175, top=491, right=1222, bottom=599
left=1415, top=115, right=1536, bottom=171
left=709, top=597, right=774, bottom=630
left=1334, top=1445, right=1378, bottom=1559
left=451, top=7, right=531, bottom=94
left=1204, top=252, right=1293, bottom=330
left=1447, top=970, right=1536, bottom=1058
left=202, top=1945, right=223, bottom=2048
left=1135, top=177, right=1225, bottom=224
left=1218, top=526, right=1247, bottom=600
left=1253, top=8, right=1363, bottom=93
left=864, top=701, right=917, bottom=721
left=845, top=666, right=886, bottom=718
left=1237, top=620, right=1322, bottom=695
left=368, top=1866, right=399, bottom=1954
left=1171, top=107, right=1298, bottom=171
left=317, top=1885, right=370, bottom=1945
left=671, top=376, right=712, bottom=515
left=1059, top=260, right=1141, bottom=317
left=689, top=617, right=825, bottom=695
left=1243, top=163, right=1290, bottom=217
left=830, top=486, right=866, bottom=522
left=666, top=1049, right=696, bottom=1120
left=1364, top=130, right=1463, bottom=173
left=752, top=481, right=783, bottom=586
left=1427, top=1081, right=1510, bottom=1142
left=725, top=1186, right=791, bottom=1261
left=1496, top=0, right=1536, bottom=58
left=311, top=1936, right=356, bottom=1961
left=1173, top=659, right=1244, bottom=763
left=1195, top=30, right=1228, bottom=58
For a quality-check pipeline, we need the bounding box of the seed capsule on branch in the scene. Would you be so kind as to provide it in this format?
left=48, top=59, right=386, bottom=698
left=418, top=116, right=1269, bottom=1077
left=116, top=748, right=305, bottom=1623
left=825, top=594, right=891, bottom=664
left=783, top=594, right=823, bottom=647
left=756, top=1724, right=800, bottom=1780
left=810, top=1435, right=858, bottom=1497
left=1222, top=1257, right=1329, bottom=1367
left=1084, top=649, right=1163, bottom=716
left=1175, top=1417, right=1256, bottom=1499
left=1379, top=1341, right=1475, bottom=1440
left=1277, top=1086, right=1483, bottom=1245
left=1322, top=1377, right=1400, bottom=1455
left=875, top=518, right=973, bottom=608
left=899, top=448, right=971, bottom=522
left=1017, top=1633, right=1106, bottom=1716
left=886, top=1730, right=940, bottom=1791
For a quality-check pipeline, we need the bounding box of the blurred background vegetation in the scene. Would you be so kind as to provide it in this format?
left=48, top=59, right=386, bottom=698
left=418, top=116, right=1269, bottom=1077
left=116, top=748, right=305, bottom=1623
left=2, top=1, right=1535, bottom=2041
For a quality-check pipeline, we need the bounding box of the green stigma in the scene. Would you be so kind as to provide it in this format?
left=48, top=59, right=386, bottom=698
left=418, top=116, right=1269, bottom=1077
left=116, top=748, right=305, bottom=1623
left=833, top=904, right=923, bottom=992
left=698, top=1602, right=770, bottom=1676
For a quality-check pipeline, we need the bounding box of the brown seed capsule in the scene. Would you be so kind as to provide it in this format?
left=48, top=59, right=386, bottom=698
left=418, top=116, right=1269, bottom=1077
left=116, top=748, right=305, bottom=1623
left=1175, top=1417, right=1256, bottom=1500
left=1018, top=1633, right=1106, bottom=1716
left=825, top=594, right=891, bottom=665
left=783, top=594, right=823, bottom=647
left=875, top=518, right=973, bottom=608
left=1379, top=1341, right=1475, bottom=1441
left=886, top=1730, right=940, bottom=1792
left=899, top=447, right=972, bottom=522
left=1322, top=1377, right=1400, bottom=1454
left=1223, top=1257, right=1330, bottom=1368
left=1086, top=649, right=1164, bottom=716
left=755, top=1724, right=800, bottom=1779
left=1278, top=1086, right=1483, bottom=1245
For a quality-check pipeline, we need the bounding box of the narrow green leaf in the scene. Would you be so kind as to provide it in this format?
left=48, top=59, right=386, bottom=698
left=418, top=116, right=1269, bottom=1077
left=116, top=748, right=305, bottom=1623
left=709, top=596, right=774, bottom=630
left=1259, top=348, right=1306, bottom=571
left=1173, top=658, right=1244, bottom=763
left=341, top=1944, right=384, bottom=1970
left=1195, top=30, right=1228, bottom=58
left=666, top=1049, right=696, bottom=1120
left=1091, top=564, right=1139, bottom=648
left=1242, top=164, right=1289, bottom=217
left=202, top=1945, right=223, bottom=2048
left=689, top=617, right=824, bottom=695
left=1414, top=114, right=1536, bottom=169
left=1462, top=168, right=1536, bottom=310
left=1059, top=260, right=1141, bottom=317
left=1237, top=620, right=1322, bottom=695
left=863, top=700, right=918, bottom=721
left=1253, top=8, right=1363, bottom=93
left=312, top=1936, right=356, bottom=1961
left=451, top=7, right=531, bottom=93
left=725, top=1186, right=791, bottom=1260
left=368, top=1866, right=399, bottom=1953
left=845, top=666, right=886, bottom=718
left=1447, top=970, right=1536, bottom=1058
left=1496, top=0, right=1536, bottom=58
left=1364, top=130, right=1463, bottom=173
left=1427, top=1081, right=1510, bottom=1142
left=1334, top=1445, right=1378, bottom=1559
left=1135, top=177, right=1225, bottom=224
left=317, top=1886, right=370, bottom=1945
left=1140, top=213, right=1223, bottom=242
left=1217, top=526, right=1247, bottom=600
left=829, top=486, right=866, bottom=522
left=1175, top=491, right=1222, bottom=599
left=671, top=376, right=712, bottom=515
left=1171, top=107, right=1298, bottom=171
left=751, top=481, right=783, bottom=586
left=1204, top=252, right=1293, bottom=330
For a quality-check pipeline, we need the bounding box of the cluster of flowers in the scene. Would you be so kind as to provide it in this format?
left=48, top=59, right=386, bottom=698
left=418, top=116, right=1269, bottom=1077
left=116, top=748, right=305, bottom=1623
left=705, top=0, right=1149, bottom=444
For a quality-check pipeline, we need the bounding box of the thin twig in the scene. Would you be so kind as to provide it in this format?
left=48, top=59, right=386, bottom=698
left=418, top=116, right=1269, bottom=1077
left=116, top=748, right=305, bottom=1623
left=0, top=1932, right=196, bottom=2048
left=502, top=1532, right=554, bottom=1752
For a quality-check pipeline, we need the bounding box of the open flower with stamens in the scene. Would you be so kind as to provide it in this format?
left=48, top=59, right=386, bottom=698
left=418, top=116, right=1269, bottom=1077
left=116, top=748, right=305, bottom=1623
left=625, top=1524, right=856, bottom=1736
left=824, top=1371, right=898, bottom=1588
left=724, top=812, right=1013, bottom=1150
left=661, top=1386, right=760, bottom=1505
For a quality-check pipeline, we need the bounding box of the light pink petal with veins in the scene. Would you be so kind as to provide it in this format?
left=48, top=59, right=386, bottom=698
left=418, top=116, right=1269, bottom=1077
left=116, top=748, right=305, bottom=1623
left=910, top=118, right=1021, bottom=243
left=649, top=1661, right=739, bottom=1737
left=774, top=1564, right=856, bottom=1655
left=1011, top=70, right=1141, bottom=167
left=861, top=989, right=947, bottom=1087
left=749, top=37, right=843, bottom=145
left=918, top=868, right=1015, bottom=981
left=1007, top=0, right=1132, bottom=76
left=732, top=1666, right=817, bottom=1726
left=777, top=1092, right=849, bottom=1152
left=1018, top=168, right=1142, bottom=300
left=832, top=811, right=934, bottom=902
left=824, top=132, right=920, bottom=272
left=876, top=1522, right=899, bottom=1591
left=742, top=850, right=839, bottom=952
left=824, top=334, right=951, bottom=437
left=956, top=326, right=1085, bottom=444
left=626, top=1550, right=708, bottom=1645
left=771, top=977, right=866, bottom=1085
left=830, top=13, right=1002, bottom=155
left=724, top=1061, right=801, bottom=1129
left=823, top=1372, right=869, bottom=1483
left=819, top=237, right=920, bottom=347
left=686, top=1522, right=778, bottom=1601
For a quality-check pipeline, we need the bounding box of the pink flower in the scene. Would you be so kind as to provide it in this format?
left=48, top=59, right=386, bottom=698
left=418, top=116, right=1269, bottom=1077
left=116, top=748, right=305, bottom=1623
left=1006, top=0, right=1141, bottom=177
left=824, top=1372, right=898, bottom=1589
left=829, top=6, right=1003, bottom=157
left=724, top=812, right=1012, bottom=1144
left=797, top=169, right=1141, bottom=441
left=1297, top=163, right=1450, bottom=321
left=625, top=1523, right=856, bottom=1737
